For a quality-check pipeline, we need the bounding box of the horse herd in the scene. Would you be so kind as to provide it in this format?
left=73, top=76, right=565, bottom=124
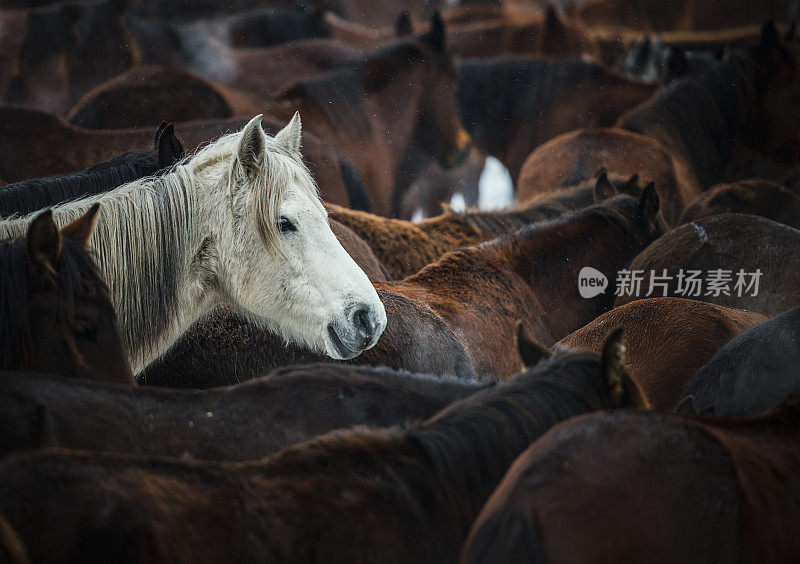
left=0, top=0, right=799, bottom=562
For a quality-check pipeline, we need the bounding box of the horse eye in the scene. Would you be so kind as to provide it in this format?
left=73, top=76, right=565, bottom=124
left=73, top=319, right=96, bottom=341
left=279, top=217, right=297, bottom=233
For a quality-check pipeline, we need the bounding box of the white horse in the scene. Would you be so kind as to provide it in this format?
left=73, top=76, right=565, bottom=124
left=0, top=114, right=386, bottom=373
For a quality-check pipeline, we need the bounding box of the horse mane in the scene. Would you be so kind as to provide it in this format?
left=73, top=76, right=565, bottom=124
left=619, top=48, right=758, bottom=187
left=0, top=234, right=105, bottom=370
left=457, top=57, right=637, bottom=142
left=407, top=352, right=614, bottom=529
left=0, top=127, right=318, bottom=371
left=0, top=151, right=162, bottom=218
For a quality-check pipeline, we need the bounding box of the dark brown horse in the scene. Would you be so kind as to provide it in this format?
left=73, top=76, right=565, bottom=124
left=617, top=23, right=800, bottom=190
left=0, top=122, right=183, bottom=217
left=516, top=128, right=702, bottom=226
left=0, top=364, right=489, bottom=462
left=0, top=206, right=132, bottom=384
left=557, top=297, right=767, bottom=409
left=687, top=304, right=800, bottom=418
left=1, top=0, right=138, bottom=115
left=0, top=108, right=369, bottom=210
left=0, top=335, right=645, bottom=563
left=679, top=178, right=800, bottom=230
left=271, top=14, right=469, bottom=216
left=615, top=213, right=800, bottom=316
left=138, top=288, right=477, bottom=388
left=329, top=172, right=646, bottom=279
left=457, top=56, right=658, bottom=184
left=464, top=391, right=800, bottom=563
left=66, top=66, right=268, bottom=130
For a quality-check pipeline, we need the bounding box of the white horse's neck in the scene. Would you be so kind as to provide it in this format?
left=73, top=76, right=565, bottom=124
left=0, top=161, right=227, bottom=373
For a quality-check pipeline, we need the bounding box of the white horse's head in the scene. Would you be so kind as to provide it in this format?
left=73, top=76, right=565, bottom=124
left=202, top=114, right=386, bottom=359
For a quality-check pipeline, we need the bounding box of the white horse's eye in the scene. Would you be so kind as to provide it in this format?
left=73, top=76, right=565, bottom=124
left=279, top=217, right=296, bottom=233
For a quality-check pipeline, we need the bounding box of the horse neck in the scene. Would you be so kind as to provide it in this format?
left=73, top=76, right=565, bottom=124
left=495, top=208, right=646, bottom=335
left=408, top=367, right=605, bottom=540
left=0, top=168, right=211, bottom=373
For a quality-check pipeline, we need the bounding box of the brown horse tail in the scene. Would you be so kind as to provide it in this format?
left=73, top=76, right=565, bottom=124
left=462, top=505, right=546, bottom=564
left=0, top=513, right=29, bottom=564
left=339, top=157, right=371, bottom=212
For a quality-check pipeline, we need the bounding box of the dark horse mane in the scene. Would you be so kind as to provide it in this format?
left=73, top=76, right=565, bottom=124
left=0, top=233, right=105, bottom=370
left=407, top=351, right=620, bottom=532
left=620, top=47, right=758, bottom=188
left=0, top=151, right=163, bottom=218
left=457, top=56, right=643, bottom=145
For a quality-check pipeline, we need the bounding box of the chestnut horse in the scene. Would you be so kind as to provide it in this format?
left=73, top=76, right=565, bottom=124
left=0, top=335, right=645, bottom=563
left=557, top=297, right=767, bottom=409
left=616, top=213, right=800, bottom=316
left=0, top=206, right=132, bottom=384
left=329, top=172, right=646, bottom=279
left=464, top=392, right=800, bottom=563
left=679, top=179, right=800, bottom=230
left=0, top=107, right=370, bottom=210
left=617, top=23, right=800, bottom=190
left=687, top=305, right=800, bottom=417
left=516, top=128, right=702, bottom=226
left=457, top=56, right=657, bottom=183
left=0, top=364, right=489, bottom=462
left=0, top=122, right=183, bottom=217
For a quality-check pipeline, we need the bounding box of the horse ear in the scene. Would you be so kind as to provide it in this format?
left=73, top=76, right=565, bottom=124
left=637, top=181, right=660, bottom=225
left=27, top=210, right=62, bottom=280
left=516, top=320, right=550, bottom=367
left=429, top=11, right=446, bottom=51
left=664, top=47, right=688, bottom=81
left=593, top=170, right=617, bottom=201
left=674, top=395, right=697, bottom=414
left=154, top=121, right=169, bottom=149
left=395, top=11, right=412, bottom=37
left=61, top=203, right=101, bottom=248
left=156, top=122, right=185, bottom=168
left=274, top=112, right=302, bottom=156
left=238, top=115, right=267, bottom=177
left=542, top=5, right=565, bottom=37
left=600, top=328, right=627, bottom=404
left=758, top=20, right=793, bottom=68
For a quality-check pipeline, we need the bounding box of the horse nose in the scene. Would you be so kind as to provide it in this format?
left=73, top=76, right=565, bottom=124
left=351, top=304, right=381, bottom=347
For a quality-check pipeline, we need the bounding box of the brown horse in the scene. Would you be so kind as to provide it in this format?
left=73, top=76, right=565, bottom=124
left=66, top=65, right=268, bottom=130
left=679, top=178, right=800, bottom=230
left=0, top=335, right=645, bottom=563
left=464, top=392, right=800, bottom=563
left=557, top=297, right=767, bottom=409
left=329, top=172, right=647, bottom=279
left=1, top=0, right=138, bottom=115
left=516, top=128, right=702, bottom=226
left=0, top=108, right=369, bottom=210
left=0, top=206, right=132, bottom=384
left=617, top=23, right=800, bottom=190
left=615, top=213, right=800, bottom=316
left=271, top=14, right=469, bottom=216
left=372, top=189, right=664, bottom=379
left=457, top=56, right=658, bottom=184
left=0, top=364, right=488, bottom=462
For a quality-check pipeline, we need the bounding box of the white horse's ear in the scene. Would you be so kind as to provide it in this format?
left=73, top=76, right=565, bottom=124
left=238, top=115, right=266, bottom=176
left=274, top=112, right=302, bottom=155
